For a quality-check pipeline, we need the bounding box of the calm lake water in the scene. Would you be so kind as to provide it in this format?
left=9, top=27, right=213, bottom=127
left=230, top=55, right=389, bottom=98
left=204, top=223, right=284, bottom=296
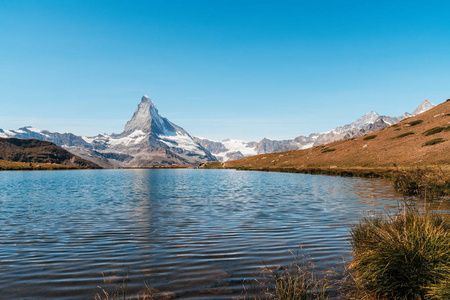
left=0, top=169, right=407, bottom=299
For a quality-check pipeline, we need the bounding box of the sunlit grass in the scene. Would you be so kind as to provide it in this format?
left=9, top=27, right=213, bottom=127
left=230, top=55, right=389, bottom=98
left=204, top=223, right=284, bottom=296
left=0, top=160, right=77, bottom=170
left=349, top=206, right=450, bottom=299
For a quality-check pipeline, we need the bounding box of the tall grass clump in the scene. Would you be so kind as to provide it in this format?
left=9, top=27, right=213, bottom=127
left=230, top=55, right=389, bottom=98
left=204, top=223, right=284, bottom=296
left=271, top=263, right=329, bottom=300
left=94, top=269, right=156, bottom=300
left=349, top=207, right=450, bottom=299
left=246, top=252, right=331, bottom=300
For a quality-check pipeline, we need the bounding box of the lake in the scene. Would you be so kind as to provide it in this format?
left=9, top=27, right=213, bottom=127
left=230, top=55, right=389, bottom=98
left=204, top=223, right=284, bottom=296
left=0, top=169, right=406, bottom=299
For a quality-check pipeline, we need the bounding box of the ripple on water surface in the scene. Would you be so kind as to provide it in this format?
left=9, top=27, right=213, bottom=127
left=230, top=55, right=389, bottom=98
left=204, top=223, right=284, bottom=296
left=0, top=169, right=405, bottom=299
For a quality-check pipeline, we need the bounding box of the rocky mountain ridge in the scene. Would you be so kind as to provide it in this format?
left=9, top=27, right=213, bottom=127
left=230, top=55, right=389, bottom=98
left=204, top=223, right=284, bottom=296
left=196, top=99, right=436, bottom=161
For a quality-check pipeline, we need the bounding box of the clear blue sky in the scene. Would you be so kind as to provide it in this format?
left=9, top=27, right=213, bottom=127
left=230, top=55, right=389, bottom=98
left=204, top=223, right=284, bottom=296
left=0, top=0, right=449, bottom=141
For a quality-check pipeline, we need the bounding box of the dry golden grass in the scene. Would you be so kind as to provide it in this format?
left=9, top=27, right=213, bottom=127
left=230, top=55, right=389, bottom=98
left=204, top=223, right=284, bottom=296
left=0, top=160, right=78, bottom=170
left=126, top=164, right=192, bottom=169
left=225, top=100, right=450, bottom=172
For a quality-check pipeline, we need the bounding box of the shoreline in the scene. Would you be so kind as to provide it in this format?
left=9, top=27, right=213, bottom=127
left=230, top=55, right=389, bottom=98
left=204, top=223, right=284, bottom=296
left=200, top=162, right=450, bottom=199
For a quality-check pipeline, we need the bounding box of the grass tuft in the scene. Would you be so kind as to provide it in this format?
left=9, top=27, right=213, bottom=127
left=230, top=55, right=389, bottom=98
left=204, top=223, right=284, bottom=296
left=321, top=148, right=336, bottom=153
left=349, top=207, right=450, bottom=300
left=408, top=120, right=424, bottom=126
left=363, top=135, right=377, bottom=141
left=423, top=126, right=445, bottom=136
left=423, top=138, right=446, bottom=147
left=393, top=132, right=414, bottom=139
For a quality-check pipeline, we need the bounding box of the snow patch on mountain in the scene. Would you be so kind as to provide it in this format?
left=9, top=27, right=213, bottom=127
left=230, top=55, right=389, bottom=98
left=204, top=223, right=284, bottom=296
left=159, top=134, right=206, bottom=155
left=222, top=139, right=258, bottom=157
left=107, top=130, right=147, bottom=146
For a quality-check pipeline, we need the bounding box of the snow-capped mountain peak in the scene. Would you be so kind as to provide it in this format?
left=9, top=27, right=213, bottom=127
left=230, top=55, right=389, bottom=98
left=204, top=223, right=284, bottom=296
left=124, top=95, right=176, bottom=136
left=330, top=111, right=379, bottom=135
left=412, top=98, right=436, bottom=115
left=141, top=94, right=151, bottom=102
left=354, top=111, right=380, bottom=126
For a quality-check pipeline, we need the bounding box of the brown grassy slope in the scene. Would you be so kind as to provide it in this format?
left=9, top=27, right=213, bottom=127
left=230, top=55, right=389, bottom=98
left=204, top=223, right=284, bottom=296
left=225, top=100, right=450, bottom=171
left=0, top=138, right=101, bottom=169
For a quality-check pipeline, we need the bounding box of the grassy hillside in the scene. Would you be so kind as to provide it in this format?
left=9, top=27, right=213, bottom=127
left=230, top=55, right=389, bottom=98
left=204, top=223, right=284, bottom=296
left=0, top=138, right=101, bottom=169
left=225, top=100, right=450, bottom=171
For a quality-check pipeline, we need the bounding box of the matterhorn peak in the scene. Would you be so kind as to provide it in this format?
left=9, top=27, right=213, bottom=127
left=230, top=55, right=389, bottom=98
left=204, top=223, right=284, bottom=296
left=123, top=95, right=178, bottom=136
left=412, top=98, right=436, bottom=116
left=140, top=94, right=156, bottom=107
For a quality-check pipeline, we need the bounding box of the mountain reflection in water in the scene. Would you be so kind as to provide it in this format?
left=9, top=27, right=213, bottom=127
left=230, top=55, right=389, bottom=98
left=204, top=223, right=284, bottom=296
left=0, top=169, right=414, bottom=299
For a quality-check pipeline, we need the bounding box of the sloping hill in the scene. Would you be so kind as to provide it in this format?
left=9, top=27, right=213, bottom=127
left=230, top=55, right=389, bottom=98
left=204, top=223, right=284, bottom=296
left=225, top=100, right=450, bottom=171
left=0, top=138, right=101, bottom=169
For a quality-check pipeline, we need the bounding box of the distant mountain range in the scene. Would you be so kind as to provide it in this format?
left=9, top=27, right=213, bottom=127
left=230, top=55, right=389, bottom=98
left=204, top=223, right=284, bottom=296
left=224, top=99, right=450, bottom=170
left=0, top=96, right=216, bottom=168
left=0, top=96, right=436, bottom=167
left=195, top=99, right=436, bottom=161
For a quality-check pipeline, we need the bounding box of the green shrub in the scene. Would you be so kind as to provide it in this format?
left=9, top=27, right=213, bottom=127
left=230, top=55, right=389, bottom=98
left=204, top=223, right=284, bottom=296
left=394, top=132, right=414, bottom=139
left=350, top=208, right=450, bottom=299
left=408, top=120, right=423, bottom=126
left=424, top=127, right=445, bottom=136
left=363, top=135, right=377, bottom=141
left=423, top=138, right=446, bottom=147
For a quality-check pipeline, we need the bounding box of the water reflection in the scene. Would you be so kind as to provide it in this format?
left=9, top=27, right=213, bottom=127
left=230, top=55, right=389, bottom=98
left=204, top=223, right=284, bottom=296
left=0, top=169, right=411, bottom=299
